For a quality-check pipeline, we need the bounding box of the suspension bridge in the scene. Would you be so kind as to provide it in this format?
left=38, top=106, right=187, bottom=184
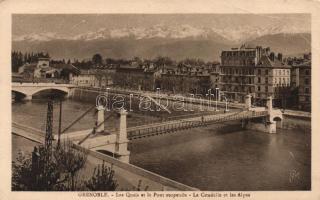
left=12, top=94, right=283, bottom=163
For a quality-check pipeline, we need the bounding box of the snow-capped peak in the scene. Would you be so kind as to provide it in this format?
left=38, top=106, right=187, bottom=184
left=13, top=32, right=62, bottom=42
left=13, top=24, right=310, bottom=42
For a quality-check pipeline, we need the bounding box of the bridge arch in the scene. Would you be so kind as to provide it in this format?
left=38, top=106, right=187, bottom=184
left=12, top=90, right=27, bottom=100
left=32, top=88, right=69, bottom=99
left=31, top=87, right=70, bottom=96
left=273, top=116, right=282, bottom=121
left=12, top=86, right=70, bottom=100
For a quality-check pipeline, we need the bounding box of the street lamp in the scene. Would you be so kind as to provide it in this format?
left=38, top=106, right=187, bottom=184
left=208, top=88, right=212, bottom=109
left=215, top=88, right=219, bottom=111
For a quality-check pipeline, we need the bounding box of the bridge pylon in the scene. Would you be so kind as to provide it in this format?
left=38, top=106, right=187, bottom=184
left=96, top=105, right=105, bottom=133
left=245, top=94, right=252, bottom=110
left=115, top=108, right=130, bottom=163
left=244, top=96, right=281, bottom=134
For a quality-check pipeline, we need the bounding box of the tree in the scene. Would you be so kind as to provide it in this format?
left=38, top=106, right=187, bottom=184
left=54, top=140, right=87, bottom=191
left=12, top=146, right=61, bottom=191
left=153, top=56, right=174, bottom=67
left=12, top=140, right=87, bottom=191
left=92, top=53, right=103, bottom=66
left=85, top=163, right=118, bottom=191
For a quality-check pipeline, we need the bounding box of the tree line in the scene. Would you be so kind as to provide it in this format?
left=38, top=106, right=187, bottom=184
left=12, top=51, right=50, bottom=72
left=12, top=51, right=219, bottom=72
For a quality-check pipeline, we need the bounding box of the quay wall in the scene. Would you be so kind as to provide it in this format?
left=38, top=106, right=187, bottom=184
left=281, top=113, right=311, bottom=132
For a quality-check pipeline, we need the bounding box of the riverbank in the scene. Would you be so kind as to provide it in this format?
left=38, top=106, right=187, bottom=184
left=281, top=110, right=311, bottom=132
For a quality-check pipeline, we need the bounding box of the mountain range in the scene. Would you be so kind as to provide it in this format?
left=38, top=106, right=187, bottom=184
left=12, top=24, right=311, bottom=61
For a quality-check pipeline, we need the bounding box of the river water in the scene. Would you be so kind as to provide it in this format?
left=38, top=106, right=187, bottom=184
left=12, top=99, right=311, bottom=191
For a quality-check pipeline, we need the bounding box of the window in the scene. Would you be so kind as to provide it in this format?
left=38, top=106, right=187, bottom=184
left=305, top=88, right=310, bottom=94
left=305, top=78, right=309, bottom=85
left=306, top=69, right=310, bottom=75
left=265, top=77, right=268, bottom=84
left=258, top=86, right=261, bottom=91
left=258, top=69, right=261, bottom=75
left=265, top=69, right=268, bottom=76
left=306, top=96, right=310, bottom=102
left=265, top=86, right=268, bottom=92
left=258, top=77, right=261, bottom=83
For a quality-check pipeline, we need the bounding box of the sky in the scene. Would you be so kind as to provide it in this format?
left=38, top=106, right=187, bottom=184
left=12, top=14, right=311, bottom=37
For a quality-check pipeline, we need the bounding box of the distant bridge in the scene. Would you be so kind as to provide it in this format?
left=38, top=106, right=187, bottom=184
left=12, top=82, right=76, bottom=100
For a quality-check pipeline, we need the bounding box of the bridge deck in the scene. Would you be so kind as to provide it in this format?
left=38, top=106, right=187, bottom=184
left=12, top=109, right=268, bottom=142
left=127, top=110, right=268, bottom=140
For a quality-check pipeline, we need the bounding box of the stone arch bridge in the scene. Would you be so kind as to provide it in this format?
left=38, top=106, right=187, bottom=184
left=12, top=82, right=76, bottom=100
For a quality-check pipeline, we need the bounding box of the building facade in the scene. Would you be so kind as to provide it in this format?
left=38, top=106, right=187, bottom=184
left=220, top=45, right=290, bottom=103
left=71, top=68, right=114, bottom=87
left=112, top=65, right=161, bottom=91
left=290, top=53, right=311, bottom=111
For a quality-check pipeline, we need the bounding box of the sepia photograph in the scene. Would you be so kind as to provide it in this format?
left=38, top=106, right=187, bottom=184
left=9, top=13, right=312, bottom=192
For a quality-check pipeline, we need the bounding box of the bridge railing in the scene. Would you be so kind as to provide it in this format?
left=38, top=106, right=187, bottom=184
left=127, top=110, right=269, bottom=139
left=12, top=77, right=70, bottom=84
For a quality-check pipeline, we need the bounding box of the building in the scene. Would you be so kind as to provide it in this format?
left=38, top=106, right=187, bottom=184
left=220, top=45, right=291, bottom=103
left=220, top=45, right=261, bottom=102
left=71, top=68, right=115, bottom=87
left=18, top=57, right=79, bottom=81
left=209, top=62, right=220, bottom=90
left=159, top=73, right=211, bottom=95
left=112, top=64, right=161, bottom=91
left=290, top=53, right=311, bottom=111
left=255, top=52, right=291, bottom=103
left=154, top=63, right=212, bottom=95
left=70, top=69, right=97, bottom=87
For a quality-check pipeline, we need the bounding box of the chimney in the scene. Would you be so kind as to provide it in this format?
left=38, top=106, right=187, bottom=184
left=278, top=53, right=283, bottom=62
left=256, top=46, right=262, bottom=60
left=303, top=53, right=311, bottom=60
left=266, top=47, right=270, bottom=55
left=270, top=52, right=275, bottom=61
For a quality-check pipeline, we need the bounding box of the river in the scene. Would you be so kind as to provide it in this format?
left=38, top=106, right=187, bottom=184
left=12, top=99, right=311, bottom=191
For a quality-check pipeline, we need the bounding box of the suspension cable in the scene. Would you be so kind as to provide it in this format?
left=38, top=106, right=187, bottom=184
left=61, top=105, right=96, bottom=134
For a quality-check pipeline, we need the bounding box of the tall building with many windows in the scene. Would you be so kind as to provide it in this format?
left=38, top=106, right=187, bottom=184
left=220, top=45, right=290, bottom=103
left=290, top=53, right=311, bottom=111
left=255, top=52, right=291, bottom=102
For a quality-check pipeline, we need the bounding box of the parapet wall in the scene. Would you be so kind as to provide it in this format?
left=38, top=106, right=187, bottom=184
left=73, top=144, right=198, bottom=191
